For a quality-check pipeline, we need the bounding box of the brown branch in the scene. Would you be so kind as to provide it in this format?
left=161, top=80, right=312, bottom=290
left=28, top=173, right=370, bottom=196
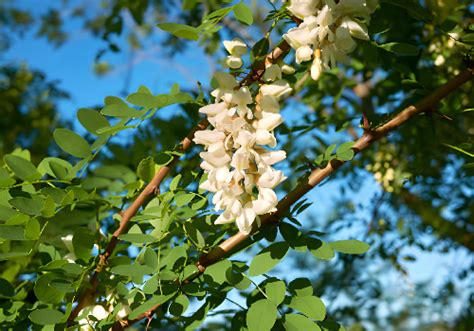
left=119, top=68, right=473, bottom=329
left=197, top=69, right=473, bottom=268
left=68, top=41, right=292, bottom=325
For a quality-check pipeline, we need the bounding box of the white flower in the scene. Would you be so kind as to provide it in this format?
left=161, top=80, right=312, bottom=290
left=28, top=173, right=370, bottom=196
left=200, top=146, right=231, bottom=168
left=211, top=72, right=238, bottom=102
left=260, top=80, right=293, bottom=99
left=226, top=56, right=243, bottom=69
left=260, top=95, right=280, bottom=113
left=283, top=26, right=313, bottom=49
left=256, top=112, right=283, bottom=131
left=230, top=87, right=253, bottom=118
left=314, top=5, right=333, bottom=42
left=257, top=168, right=287, bottom=188
left=252, top=187, right=278, bottom=215
left=263, top=64, right=283, bottom=82
left=311, top=52, right=323, bottom=80
left=193, top=130, right=226, bottom=146
left=281, top=63, right=296, bottom=75
left=340, top=17, right=369, bottom=40
left=295, top=45, right=314, bottom=64
left=223, top=39, right=248, bottom=56
left=117, top=305, right=132, bottom=319
left=334, top=26, right=356, bottom=53
left=199, top=102, right=227, bottom=116
left=236, top=202, right=257, bottom=234
left=255, top=130, right=277, bottom=147
left=287, top=0, right=319, bottom=19
left=260, top=150, right=287, bottom=166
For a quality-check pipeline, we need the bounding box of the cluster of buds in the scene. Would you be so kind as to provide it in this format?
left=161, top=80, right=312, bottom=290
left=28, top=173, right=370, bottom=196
left=284, top=0, right=377, bottom=80
left=194, top=41, right=292, bottom=234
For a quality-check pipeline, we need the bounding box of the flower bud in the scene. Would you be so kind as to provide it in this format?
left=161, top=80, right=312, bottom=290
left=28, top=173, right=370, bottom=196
left=223, top=39, right=248, bottom=56
left=225, top=55, right=243, bottom=69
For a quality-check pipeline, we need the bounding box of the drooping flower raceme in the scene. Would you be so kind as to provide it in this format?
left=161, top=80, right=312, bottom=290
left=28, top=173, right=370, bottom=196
left=194, top=45, right=291, bottom=234
left=283, top=0, right=377, bottom=80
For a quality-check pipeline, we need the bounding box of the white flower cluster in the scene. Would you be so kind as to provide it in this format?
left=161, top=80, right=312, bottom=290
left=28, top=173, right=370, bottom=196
left=284, top=0, right=377, bottom=80
left=194, top=42, right=292, bottom=234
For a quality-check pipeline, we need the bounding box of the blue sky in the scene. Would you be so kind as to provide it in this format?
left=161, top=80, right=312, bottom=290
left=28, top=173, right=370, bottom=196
left=2, top=1, right=471, bottom=328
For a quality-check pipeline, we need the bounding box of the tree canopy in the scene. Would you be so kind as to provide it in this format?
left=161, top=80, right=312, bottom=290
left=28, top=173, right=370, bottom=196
left=0, top=0, right=473, bottom=330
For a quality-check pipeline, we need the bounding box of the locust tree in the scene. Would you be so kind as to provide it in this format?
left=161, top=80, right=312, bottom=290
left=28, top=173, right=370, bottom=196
left=0, top=0, right=473, bottom=330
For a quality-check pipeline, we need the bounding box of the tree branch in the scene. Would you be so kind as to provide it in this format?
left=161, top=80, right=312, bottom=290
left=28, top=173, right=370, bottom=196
left=197, top=68, right=473, bottom=268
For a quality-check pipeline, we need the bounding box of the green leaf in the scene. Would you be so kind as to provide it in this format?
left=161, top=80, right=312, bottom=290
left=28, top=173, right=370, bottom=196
left=118, top=233, right=158, bottom=243
left=169, top=174, right=182, bottom=191
left=49, top=279, right=75, bottom=293
left=157, top=23, right=200, bottom=41
left=329, top=240, right=370, bottom=254
left=29, top=308, right=64, bottom=325
left=77, top=108, right=110, bottom=134
left=72, top=228, right=95, bottom=261
left=0, top=225, right=25, bottom=240
left=265, top=280, right=286, bottom=306
left=163, top=246, right=187, bottom=271
left=288, top=296, right=326, bottom=321
left=38, top=157, right=73, bottom=179
left=336, top=142, right=355, bottom=161
left=34, top=273, right=65, bottom=304
left=204, top=259, right=232, bottom=285
left=307, top=238, right=335, bottom=260
left=248, top=242, right=289, bottom=276
left=246, top=299, right=277, bottom=331
left=9, top=196, right=43, bottom=216
left=24, top=218, right=41, bottom=240
left=234, top=2, right=253, bottom=25
left=175, top=192, right=195, bottom=207
left=288, top=278, right=313, bottom=297
left=127, top=93, right=160, bottom=108
left=101, top=103, right=143, bottom=118
left=0, top=278, right=15, bottom=297
left=169, top=294, right=190, bottom=316
left=324, top=144, right=336, bottom=161
left=53, top=128, right=91, bottom=158
left=0, top=167, right=15, bottom=187
left=129, top=294, right=175, bottom=319
left=284, top=314, right=321, bottom=331
left=143, top=247, right=158, bottom=271
left=378, top=42, right=419, bottom=56
left=184, top=222, right=205, bottom=249
left=251, top=38, right=270, bottom=61
left=4, top=155, right=41, bottom=181
left=137, top=156, right=156, bottom=182
left=111, top=264, right=154, bottom=277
